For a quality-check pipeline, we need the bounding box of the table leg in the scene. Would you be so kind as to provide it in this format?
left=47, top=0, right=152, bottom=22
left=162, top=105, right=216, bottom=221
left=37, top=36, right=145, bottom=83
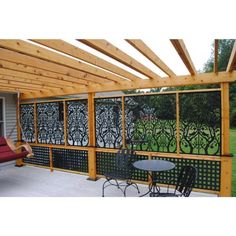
left=139, top=171, right=161, bottom=197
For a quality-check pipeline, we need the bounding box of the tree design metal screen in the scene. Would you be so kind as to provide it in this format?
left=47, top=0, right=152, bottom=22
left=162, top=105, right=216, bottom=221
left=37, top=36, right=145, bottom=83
left=95, top=97, right=122, bottom=148
left=37, top=102, right=64, bottom=144
left=125, top=94, right=176, bottom=152
left=67, top=100, right=88, bottom=146
left=20, top=104, right=35, bottom=143
left=179, top=92, right=221, bottom=155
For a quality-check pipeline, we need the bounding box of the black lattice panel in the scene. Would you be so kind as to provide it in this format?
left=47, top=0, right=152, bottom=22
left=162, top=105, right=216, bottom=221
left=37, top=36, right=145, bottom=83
left=23, top=146, right=50, bottom=167
left=20, top=104, right=35, bottom=143
left=37, top=102, right=64, bottom=145
left=152, top=156, right=221, bottom=191
left=95, top=97, right=123, bottom=148
left=52, top=148, right=88, bottom=173
left=125, top=94, right=176, bottom=153
left=66, top=100, right=89, bottom=146
left=96, top=152, right=148, bottom=182
left=179, top=91, right=221, bottom=156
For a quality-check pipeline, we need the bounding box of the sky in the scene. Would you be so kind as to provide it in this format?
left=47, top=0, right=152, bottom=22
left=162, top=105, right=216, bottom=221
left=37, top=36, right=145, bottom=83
left=46, top=38, right=214, bottom=78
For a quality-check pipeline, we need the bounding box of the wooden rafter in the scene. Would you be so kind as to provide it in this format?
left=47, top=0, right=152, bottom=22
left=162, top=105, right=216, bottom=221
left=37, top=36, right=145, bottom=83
left=21, top=71, right=236, bottom=100
left=0, top=48, right=114, bottom=85
left=214, top=39, right=219, bottom=74
left=226, top=40, right=236, bottom=72
left=31, top=39, right=141, bottom=82
left=170, top=39, right=197, bottom=75
left=79, top=39, right=162, bottom=80
left=0, top=40, right=129, bottom=84
left=0, top=67, right=81, bottom=89
left=126, top=39, right=176, bottom=77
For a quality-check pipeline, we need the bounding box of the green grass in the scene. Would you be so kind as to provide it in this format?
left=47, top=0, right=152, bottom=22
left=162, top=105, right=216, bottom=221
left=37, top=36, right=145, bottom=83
left=230, top=129, right=236, bottom=196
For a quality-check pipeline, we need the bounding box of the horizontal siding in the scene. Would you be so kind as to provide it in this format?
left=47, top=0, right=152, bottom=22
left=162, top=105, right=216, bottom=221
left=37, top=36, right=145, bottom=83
left=1, top=93, right=17, bottom=140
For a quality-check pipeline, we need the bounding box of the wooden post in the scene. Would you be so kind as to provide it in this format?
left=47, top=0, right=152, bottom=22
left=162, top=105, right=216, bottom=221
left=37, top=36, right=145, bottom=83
left=87, top=92, right=97, bottom=180
left=122, top=96, right=126, bottom=148
left=63, top=100, right=68, bottom=146
left=176, top=92, right=180, bottom=155
left=220, top=82, right=232, bottom=197
left=15, top=92, right=24, bottom=167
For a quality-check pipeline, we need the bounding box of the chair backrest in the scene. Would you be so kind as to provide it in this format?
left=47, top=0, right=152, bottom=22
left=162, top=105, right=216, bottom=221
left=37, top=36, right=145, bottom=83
left=115, top=148, right=136, bottom=172
left=175, top=165, right=197, bottom=197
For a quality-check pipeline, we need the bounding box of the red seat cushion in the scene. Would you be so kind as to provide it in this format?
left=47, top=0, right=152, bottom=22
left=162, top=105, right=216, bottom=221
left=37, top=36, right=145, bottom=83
left=0, top=150, right=29, bottom=163
left=0, top=137, right=7, bottom=146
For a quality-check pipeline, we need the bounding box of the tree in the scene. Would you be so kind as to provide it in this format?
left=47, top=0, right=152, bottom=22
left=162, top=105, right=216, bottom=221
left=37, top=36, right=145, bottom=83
left=202, top=39, right=236, bottom=127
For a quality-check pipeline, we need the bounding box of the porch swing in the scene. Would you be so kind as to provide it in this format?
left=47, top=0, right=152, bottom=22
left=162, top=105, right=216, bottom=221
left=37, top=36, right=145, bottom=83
left=0, top=92, right=33, bottom=164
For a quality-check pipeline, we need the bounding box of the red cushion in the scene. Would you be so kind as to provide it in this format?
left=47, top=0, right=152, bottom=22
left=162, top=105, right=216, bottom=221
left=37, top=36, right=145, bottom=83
left=0, top=145, right=12, bottom=153
left=0, top=137, right=7, bottom=146
left=0, top=150, right=29, bottom=163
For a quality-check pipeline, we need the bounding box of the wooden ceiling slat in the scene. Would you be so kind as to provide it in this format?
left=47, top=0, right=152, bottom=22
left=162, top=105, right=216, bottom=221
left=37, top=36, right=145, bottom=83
left=226, top=40, right=236, bottom=72
left=0, top=48, right=113, bottom=85
left=31, top=39, right=141, bottom=82
left=170, top=39, right=197, bottom=75
left=79, top=39, right=162, bottom=80
left=0, top=40, right=129, bottom=84
left=126, top=39, right=176, bottom=77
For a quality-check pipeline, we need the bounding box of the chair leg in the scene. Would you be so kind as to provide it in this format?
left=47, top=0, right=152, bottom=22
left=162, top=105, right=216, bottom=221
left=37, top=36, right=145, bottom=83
left=102, top=179, right=109, bottom=197
left=124, top=182, right=140, bottom=197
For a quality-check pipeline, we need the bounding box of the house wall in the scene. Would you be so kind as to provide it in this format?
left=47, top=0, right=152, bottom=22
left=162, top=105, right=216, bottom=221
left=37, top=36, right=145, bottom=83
left=0, top=92, right=17, bottom=168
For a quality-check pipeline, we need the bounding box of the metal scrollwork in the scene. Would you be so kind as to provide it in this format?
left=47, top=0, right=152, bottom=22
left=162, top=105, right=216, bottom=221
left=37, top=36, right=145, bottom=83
left=37, top=102, right=64, bottom=144
left=20, top=104, right=35, bottom=142
left=67, top=100, right=89, bottom=146
left=95, top=97, right=122, bottom=148
left=180, top=92, right=221, bottom=155
left=125, top=94, right=176, bottom=152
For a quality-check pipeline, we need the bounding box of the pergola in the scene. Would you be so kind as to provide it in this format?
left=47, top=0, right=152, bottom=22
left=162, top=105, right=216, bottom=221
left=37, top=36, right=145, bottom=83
left=0, top=39, right=235, bottom=196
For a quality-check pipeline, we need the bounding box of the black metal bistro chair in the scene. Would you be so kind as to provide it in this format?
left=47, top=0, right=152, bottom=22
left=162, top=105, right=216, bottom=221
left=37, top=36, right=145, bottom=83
left=102, top=148, right=140, bottom=197
left=158, top=165, right=198, bottom=197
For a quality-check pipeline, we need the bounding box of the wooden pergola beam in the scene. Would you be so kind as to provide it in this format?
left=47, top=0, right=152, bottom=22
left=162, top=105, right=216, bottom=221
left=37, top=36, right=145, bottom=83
left=20, top=71, right=236, bottom=100
left=214, top=39, right=219, bottom=74
left=126, top=39, right=176, bottom=77
left=0, top=48, right=114, bottom=85
left=79, top=39, right=162, bottom=80
left=0, top=67, right=82, bottom=89
left=31, top=39, right=141, bottom=82
left=170, top=39, right=197, bottom=75
left=0, top=40, right=129, bottom=84
left=226, top=40, right=236, bottom=72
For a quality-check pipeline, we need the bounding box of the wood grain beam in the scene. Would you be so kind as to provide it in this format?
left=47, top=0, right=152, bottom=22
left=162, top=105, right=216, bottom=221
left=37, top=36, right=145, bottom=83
left=126, top=39, right=176, bottom=77
left=170, top=39, right=197, bottom=75
left=0, top=48, right=113, bottom=85
left=226, top=40, right=236, bottom=72
left=20, top=71, right=236, bottom=100
left=0, top=59, right=89, bottom=87
left=0, top=67, right=79, bottom=88
left=0, top=40, right=129, bottom=84
left=79, top=39, right=161, bottom=80
left=214, top=39, right=219, bottom=74
left=31, top=39, right=141, bottom=82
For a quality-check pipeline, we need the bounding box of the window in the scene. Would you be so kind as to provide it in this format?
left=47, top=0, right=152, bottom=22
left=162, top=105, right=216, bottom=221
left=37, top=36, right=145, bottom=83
left=0, top=98, right=5, bottom=136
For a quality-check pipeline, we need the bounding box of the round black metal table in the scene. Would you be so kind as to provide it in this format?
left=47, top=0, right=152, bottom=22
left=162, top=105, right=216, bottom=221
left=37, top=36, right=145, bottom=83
left=133, top=160, right=175, bottom=197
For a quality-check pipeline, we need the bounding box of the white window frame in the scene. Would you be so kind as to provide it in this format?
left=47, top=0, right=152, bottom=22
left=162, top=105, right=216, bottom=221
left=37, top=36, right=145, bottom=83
left=0, top=97, right=6, bottom=137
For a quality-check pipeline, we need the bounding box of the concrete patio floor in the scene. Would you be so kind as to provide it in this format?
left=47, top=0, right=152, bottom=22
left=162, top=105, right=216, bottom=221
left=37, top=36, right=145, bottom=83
left=0, top=164, right=217, bottom=197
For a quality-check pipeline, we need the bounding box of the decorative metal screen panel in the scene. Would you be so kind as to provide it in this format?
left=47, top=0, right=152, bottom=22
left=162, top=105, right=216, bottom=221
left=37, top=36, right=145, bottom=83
left=23, top=146, right=50, bottom=167
left=67, top=100, right=89, bottom=146
left=153, top=156, right=221, bottom=191
left=37, top=102, right=64, bottom=144
left=52, top=148, right=88, bottom=173
left=96, top=152, right=148, bottom=182
left=179, top=92, right=221, bottom=155
left=20, top=104, right=35, bottom=142
left=125, top=94, right=176, bottom=152
left=95, top=97, right=122, bottom=148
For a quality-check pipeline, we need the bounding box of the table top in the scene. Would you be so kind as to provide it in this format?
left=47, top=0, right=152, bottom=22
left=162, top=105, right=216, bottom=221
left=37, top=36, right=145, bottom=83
left=133, top=159, right=175, bottom=172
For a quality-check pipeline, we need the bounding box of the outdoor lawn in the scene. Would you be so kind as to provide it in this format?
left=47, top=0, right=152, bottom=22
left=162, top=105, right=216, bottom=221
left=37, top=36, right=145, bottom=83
left=231, top=128, right=236, bottom=196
